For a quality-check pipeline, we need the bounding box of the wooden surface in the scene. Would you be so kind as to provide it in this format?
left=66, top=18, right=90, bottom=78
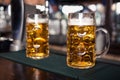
left=0, top=45, right=119, bottom=80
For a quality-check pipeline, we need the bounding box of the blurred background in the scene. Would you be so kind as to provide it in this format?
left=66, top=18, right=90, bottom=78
left=0, top=0, right=120, bottom=55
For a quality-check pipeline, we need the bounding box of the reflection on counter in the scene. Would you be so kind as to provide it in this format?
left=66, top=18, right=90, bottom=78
left=0, top=58, right=73, bottom=80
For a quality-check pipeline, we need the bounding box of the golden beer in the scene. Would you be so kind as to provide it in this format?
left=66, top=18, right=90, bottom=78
left=26, top=22, right=49, bottom=59
left=67, top=12, right=110, bottom=69
left=67, top=25, right=96, bottom=69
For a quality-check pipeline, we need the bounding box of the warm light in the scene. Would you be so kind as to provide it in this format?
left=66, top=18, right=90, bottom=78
left=8, top=5, right=11, bottom=16
left=36, top=5, right=45, bottom=11
left=88, top=4, right=97, bottom=12
left=111, top=3, right=116, bottom=11
left=116, top=2, right=120, bottom=14
left=45, top=0, right=49, bottom=7
left=96, top=3, right=105, bottom=13
left=62, top=5, right=83, bottom=16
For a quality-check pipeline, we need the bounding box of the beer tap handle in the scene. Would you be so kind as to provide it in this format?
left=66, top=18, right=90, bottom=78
left=10, top=0, right=25, bottom=51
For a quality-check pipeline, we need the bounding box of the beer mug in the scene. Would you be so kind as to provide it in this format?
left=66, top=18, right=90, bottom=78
left=67, top=12, right=110, bottom=69
left=26, top=13, right=49, bottom=59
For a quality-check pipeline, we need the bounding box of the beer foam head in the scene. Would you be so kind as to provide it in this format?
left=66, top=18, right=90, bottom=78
left=68, top=18, right=95, bottom=26
left=27, top=17, right=48, bottom=23
left=68, top=12, right=95, bottom=26
left=27, top=14, right=48, bottom=23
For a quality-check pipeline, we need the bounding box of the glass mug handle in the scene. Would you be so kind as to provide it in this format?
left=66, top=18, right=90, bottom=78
left=96, top=28, right=110, bottom=58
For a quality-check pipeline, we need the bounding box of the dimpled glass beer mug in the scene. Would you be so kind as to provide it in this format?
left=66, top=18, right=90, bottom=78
left=67, top=12, right=110, bottom=69
left=26, top=13, right=49, bottom=59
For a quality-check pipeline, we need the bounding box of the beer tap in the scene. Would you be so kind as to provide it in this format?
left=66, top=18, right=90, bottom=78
left=10, top=0, right=25, bottom=51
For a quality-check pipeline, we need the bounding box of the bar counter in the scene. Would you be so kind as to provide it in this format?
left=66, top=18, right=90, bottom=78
left=0, top=48, right=120, bottom=80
